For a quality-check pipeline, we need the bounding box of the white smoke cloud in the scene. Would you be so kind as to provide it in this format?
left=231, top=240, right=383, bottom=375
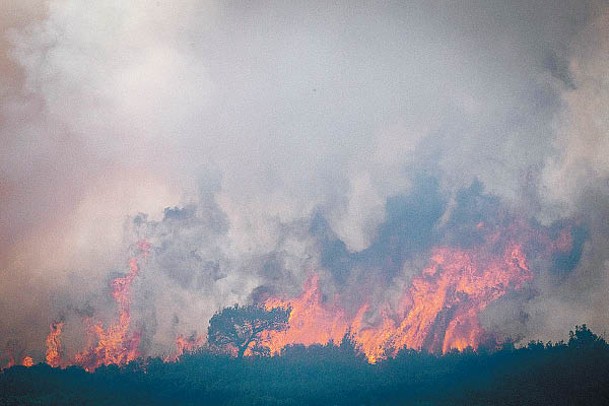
left=541, top=9, right=609, bottom=217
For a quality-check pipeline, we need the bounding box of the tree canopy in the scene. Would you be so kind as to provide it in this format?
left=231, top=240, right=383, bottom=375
left=207, top=304, right=291, bottom=358
left=568, top=324, right=607, bottom=349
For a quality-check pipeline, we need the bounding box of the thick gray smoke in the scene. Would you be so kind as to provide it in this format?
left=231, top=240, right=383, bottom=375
left=1, top=1, right=608, bottom=361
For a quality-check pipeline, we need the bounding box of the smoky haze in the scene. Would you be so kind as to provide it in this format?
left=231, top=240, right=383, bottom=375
left=1, top=1, right=608, bottom=361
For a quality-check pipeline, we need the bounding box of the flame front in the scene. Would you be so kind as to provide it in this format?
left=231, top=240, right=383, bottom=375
left=34, top=215, right=576, bottom=369
left=263, top=220, right=563, bottom=363
left=72, top=240, right=150, bottom=371
left=355, top=243, right=531, bottom=361
left=263, top=274, right=349, bottom=354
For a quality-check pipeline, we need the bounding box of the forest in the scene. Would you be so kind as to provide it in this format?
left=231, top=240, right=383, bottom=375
left=1, top=325, right=608, bottom=405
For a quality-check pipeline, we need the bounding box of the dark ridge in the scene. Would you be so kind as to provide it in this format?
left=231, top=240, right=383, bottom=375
left=2, top=326, right=608, bottom=405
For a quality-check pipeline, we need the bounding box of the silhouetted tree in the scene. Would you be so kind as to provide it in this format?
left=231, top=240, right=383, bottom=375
left=207, top=304, right=291, bottom=358
left=568, top=324, right=606, bottom=349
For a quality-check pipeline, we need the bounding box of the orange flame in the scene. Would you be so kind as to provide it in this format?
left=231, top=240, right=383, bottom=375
left=45, top=321, right=64, bottom=367
left=166, top=334, right=205, bottom=362
left=74, top=240, right=150, bottom=371
left=21, top=356, right=34, bottom=367
left=263, top=274, right=349, bottom=354
left=262, top=221, right=560, bottom=363
left=357, top=243, right=531, bottom=361
left=37, top=216, right=577, bottom=368
left=2, top=353, right=35, bottom=370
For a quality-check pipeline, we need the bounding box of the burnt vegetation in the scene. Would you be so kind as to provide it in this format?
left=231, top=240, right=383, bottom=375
left=1, top=325, right=609, bottom=405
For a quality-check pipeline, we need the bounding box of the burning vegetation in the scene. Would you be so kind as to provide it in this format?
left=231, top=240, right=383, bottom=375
left=3, top=182, right=577, bottom=371
left=260, top=218, right=568, bottom=363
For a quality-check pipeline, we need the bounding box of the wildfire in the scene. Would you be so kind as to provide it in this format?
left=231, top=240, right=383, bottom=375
left=361, top=242, right=530, bottom=360
left=40, top=240, right=151, bottom=371
left=262, top=219, right=570, bottom=363
left=165, top=334, right=205, bottom=362
left=74, top=240, right=150, bottom=371
left=21, top=356, right=34, bottom=367
left=1, top=353, right=38, bottom=370
left=263, top=274, right=349, bottom=355
left=45, top=321, right=64, bottom=368
left=28, top=211, right=577, bottom=369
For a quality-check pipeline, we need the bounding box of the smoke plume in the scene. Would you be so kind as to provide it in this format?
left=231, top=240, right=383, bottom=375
left=1, top=0, right=608, bottom=362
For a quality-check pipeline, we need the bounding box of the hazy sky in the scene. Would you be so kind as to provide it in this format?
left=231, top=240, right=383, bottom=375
left=1, top=1, right=609, bottom=360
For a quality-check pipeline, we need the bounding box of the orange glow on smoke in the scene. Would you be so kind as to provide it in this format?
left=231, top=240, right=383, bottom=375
left=4, top=357, right=15, bottom=369
left=554, top=228, right=574, bottom=252
left=45, top=321, right=64, bottom=368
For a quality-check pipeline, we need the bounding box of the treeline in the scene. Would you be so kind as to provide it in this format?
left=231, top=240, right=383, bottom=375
left=1, top=325, right=608, bottom=405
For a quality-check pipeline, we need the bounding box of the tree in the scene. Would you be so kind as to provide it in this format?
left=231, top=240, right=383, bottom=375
left=568, top=324, right=606, bottom=349
left=207, top=304, right=291, bottom=358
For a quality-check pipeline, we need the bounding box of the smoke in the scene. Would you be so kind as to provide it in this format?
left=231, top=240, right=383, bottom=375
left=1, top=0, right=609, bottom=360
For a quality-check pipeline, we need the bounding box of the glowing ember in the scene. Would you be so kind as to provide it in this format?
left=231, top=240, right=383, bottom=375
left=45, top=321, right=64, bottom=368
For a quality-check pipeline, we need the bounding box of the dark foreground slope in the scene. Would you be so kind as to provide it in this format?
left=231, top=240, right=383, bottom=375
left=2, top=326, right=609, bottom=405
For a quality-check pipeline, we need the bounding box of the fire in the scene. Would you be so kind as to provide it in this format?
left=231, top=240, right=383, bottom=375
left=40, top=239, right=207, bottom=370
left=46, top=241, right=150, bottom=371
left=3, top=356, right=33, bottom=369
left=2, top=353, right=36, bottom=370
left=166, top=334, right=205, bottom=362
left=71, top=240, right=150, bottom=371
left=30, top=211, right=578, bottom=369
left=262, top=219, right=567, bottom=363
left=45, top=321, right=64, bottom=368
left=22, top=356, right=34, bottom=367
left=74, top=320, right=142, bottom=371
left=383, top=243, right=530, bottom=356
left=263, top=274, right=349, bottom=355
